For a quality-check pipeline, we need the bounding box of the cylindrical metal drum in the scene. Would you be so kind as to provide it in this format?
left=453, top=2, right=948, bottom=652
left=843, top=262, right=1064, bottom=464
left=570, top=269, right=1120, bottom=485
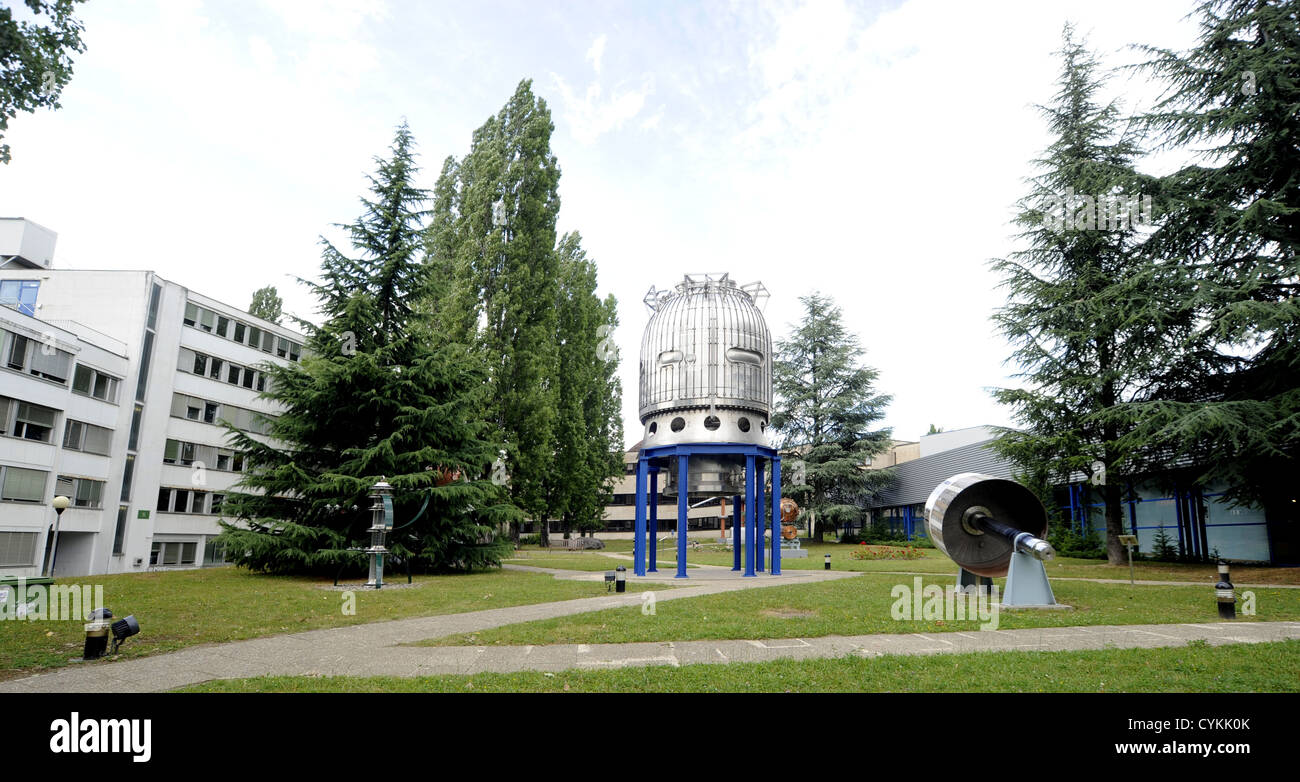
left=924, top=472, right=1049, bottom=578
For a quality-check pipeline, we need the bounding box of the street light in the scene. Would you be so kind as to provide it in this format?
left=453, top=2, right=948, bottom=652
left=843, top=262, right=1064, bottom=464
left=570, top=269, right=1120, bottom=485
left=43, top=495, right=70, bottom=578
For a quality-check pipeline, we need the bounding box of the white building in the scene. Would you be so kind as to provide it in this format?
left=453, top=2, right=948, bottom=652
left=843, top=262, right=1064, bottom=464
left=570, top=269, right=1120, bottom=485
left=0, top=217, right=305, bottom=577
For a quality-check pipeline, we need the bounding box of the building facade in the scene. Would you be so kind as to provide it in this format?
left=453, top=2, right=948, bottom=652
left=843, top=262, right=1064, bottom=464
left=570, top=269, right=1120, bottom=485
left=0, top=218, right=305, bottom=578
left=859, top=429, right=1295, bottom=565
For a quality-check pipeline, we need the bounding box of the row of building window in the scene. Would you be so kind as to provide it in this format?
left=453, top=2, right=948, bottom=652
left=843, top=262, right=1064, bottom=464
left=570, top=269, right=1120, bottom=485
left=156, top=486, right=225, bottom=515
left=178, top=347, right=271, bottom=392
left=163, top=438, right=246, bottom=472
left=0, top=464, right=105, bottom=507
left=183, top=302, right=302, bottom=362
left=0, top=396, right=114, bottom=455
left=2, top=328, right=123, bottom=402
left=169, top=392, right=273, bottom=435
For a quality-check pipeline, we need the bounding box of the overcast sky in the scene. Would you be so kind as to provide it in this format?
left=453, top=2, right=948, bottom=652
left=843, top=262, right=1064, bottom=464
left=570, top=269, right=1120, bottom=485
left=1, top=0, right=1206, bottom=449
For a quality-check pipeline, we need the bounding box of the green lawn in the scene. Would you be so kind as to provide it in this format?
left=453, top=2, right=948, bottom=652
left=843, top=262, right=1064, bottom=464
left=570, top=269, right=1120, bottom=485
left=178, top=638, right=1300, bottom=692
left=0, top=566, right=659, bottom=681
left=672, top=540, right=1300, bottom=584
left=422, top=570, right=1300, bottom=647
left=504, top=552, right=636, bottom=572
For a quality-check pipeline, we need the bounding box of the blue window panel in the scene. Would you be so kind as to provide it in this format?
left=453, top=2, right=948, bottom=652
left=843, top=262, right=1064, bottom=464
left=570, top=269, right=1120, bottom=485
left=0, top=280, right=40, bottom=316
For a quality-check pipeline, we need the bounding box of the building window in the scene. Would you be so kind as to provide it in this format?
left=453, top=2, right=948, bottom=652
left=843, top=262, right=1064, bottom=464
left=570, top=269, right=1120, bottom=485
left=0, top=280, right=40, bottom=316
left=151, top=541, right=198, bottom=567
left=183, top=302, right=198, bottom=327
left=72, top=364, right=121, bottom=403
left=112, top=506, right=128, bottom=554
left=6, top=333, right=28, bottom=370
left=62, top=419, right=113, bottom=455
left=216, top=315, right=230, bottom=338
left=0, top=531, right=39, bottom=566
left=11, top=400, right=57, bottom=442
left=1, top=465, right=47, bottom=502
left=232, top=322, right=246, bottom=343
left=157, top=488, right=212, bottom=515
left=56, top=475, right=104, bottom=508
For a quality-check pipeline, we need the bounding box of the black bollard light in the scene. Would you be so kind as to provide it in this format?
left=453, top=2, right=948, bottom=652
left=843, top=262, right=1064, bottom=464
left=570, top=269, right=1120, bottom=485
left=82, top=608, right=112, bottom=661
left=615, top=565, right=627, bottom=593
left=604, top=571, right=616, bottom=592
left=1215, top=559, right=1236, bottom=620
left=824, top=553, right=831, bottom=570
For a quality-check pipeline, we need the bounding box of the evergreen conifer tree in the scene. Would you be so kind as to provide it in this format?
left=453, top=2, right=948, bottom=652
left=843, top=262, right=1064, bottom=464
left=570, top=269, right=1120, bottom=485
left=772, top=292, right=893, bottom=541
left=215, top=123, right=519, bottom=574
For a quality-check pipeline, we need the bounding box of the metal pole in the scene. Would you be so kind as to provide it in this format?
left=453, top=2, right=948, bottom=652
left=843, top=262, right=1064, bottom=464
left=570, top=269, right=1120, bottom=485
left=1128, top=545, right=1134, bottom=585
left=676, top=454, right=689, bottom=579
left=756, top=460, right=765, bottom=572
left=771, top=456, right=782, bottom=575
left=634, top=458, right=647, bottom=576
left=44, top=517, right=62, bottom=578
left=732, top=493, right=741, bottom=571
left=744, top=454, right=756, bottom=577
left=648, top=468, right=659, bottom=573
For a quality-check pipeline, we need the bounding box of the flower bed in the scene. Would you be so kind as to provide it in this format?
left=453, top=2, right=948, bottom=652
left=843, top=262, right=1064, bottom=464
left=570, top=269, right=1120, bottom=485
left=848, top=544, right=926, bottom=561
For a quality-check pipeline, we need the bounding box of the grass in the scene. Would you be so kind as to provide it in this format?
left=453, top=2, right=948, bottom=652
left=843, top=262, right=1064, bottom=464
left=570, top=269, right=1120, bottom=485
left=0, top=566, right=659, bottom=681
left=178, top=638, right=1300, bottom=692
left=504, top=552, right=635, bottom=572
left=421, top=570, right=1300, bottom=647
left=635, top=538, right=1300, bottom=584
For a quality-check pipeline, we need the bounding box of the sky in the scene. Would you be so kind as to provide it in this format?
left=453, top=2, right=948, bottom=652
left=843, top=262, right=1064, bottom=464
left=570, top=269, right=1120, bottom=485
left=1, top=0, right=1208, bottom=449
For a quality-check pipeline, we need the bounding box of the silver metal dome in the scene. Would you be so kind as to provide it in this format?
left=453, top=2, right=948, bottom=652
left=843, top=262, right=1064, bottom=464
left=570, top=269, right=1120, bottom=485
left=638, top=273, right=773, bottom=496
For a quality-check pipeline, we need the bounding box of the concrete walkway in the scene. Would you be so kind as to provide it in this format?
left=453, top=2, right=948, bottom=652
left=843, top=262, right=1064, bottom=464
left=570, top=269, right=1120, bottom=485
left=4, top=561, right=1296, bottom=693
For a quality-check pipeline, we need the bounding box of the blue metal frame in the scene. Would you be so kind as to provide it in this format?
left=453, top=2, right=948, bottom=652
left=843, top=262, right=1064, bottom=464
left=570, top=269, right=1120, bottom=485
left=633, top=442, right=782, bottom=579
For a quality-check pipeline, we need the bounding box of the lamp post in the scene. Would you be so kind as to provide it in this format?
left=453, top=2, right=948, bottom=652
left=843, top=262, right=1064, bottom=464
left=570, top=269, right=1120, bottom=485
left=43, top=495, right=70, bottom=578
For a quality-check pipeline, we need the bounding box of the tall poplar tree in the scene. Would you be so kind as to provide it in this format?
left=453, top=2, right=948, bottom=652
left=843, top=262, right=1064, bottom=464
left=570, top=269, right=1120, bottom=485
left=215, top=124, right=518, bottom=574
left=772, top=292, right=893, bottom=541
left=1114, top=0, right=1299, bottom=514
left=433, top=81, right=563, bottom=544
left=551, top=232, right=624, bottom=539
left=989, top=25, right=1174, bottom=565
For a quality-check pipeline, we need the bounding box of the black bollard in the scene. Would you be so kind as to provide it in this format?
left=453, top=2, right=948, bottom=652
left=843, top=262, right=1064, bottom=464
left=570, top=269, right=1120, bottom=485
left=615, top=565, right=627, bottom=593
left=1215, top=559, right=1235, bottom=620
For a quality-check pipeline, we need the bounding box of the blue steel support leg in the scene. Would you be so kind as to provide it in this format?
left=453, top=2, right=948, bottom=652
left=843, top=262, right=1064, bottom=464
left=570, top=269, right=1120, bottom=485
left=732, top=494, right=741, bottom=571
left=676, top=455, right=689, bottom=579
left=648, top=468, right=658, bottom=573
left=744, top=455, right=756, bottom=577
left=771, top=457, right=781, bottom=575
left=756, top=461, right=766, bottom=572
left=634, top=458, right=647, bottom=577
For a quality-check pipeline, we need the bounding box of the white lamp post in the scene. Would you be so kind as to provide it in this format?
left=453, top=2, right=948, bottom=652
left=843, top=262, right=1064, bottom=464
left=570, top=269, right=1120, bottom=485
left=44, top=495, right=71, bottom=578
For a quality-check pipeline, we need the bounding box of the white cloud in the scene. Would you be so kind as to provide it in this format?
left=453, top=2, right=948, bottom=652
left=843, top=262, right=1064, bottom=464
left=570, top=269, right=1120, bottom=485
left=586, top=33, right=607, bottom=74
left=550, top=73, right=652, bottom=145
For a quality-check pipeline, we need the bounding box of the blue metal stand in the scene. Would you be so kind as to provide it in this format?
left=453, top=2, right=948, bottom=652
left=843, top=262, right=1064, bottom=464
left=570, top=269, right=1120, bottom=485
left=633, top=443, right=782, bottom=581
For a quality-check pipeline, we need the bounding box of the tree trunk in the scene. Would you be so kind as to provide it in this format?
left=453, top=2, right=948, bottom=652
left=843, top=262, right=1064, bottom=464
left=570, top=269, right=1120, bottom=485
left=1104, top=478, right=1125, bottom=565
left=539, top=516, right=550, bottom=548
